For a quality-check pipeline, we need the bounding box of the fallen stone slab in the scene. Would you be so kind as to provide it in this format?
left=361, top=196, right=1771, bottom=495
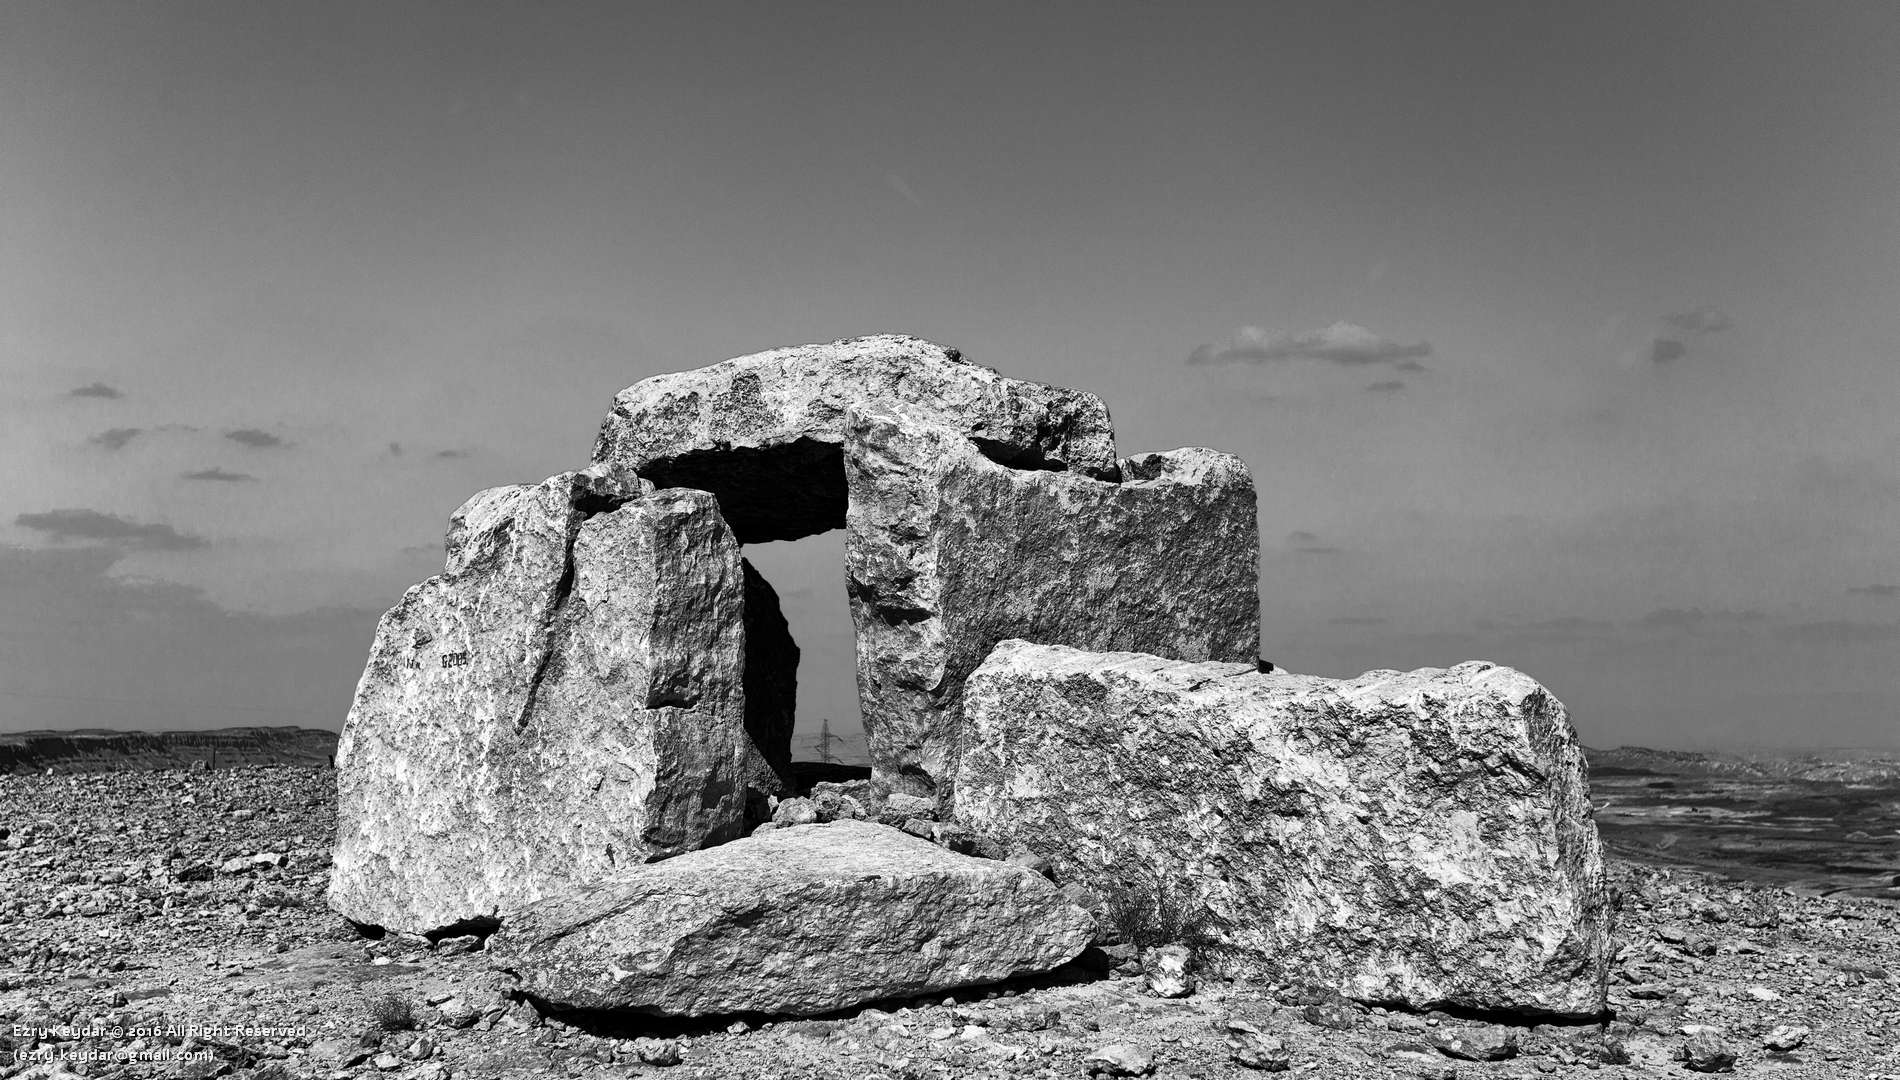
left=591, top=334, right=1118, bottom=543
left=331, top=468, right=780, bottom=935
left=488, top=819, right=1094, bottom=1017
left=952, top=641, right=1612, bottom=1018
left=847, top=407, right=1260, bottom=796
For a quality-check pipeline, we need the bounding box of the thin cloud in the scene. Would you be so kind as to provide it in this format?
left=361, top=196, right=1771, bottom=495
left=1364, top=380, right=1406, bottom=393
left=89, top=428, right=144, bottom=451
left=1640, top=307, right=1733, bottom=366
left=1285, top=529, right=1343, bottom=554
left=1847, top=584, right=1898, bottom=598
left=1647, top=338, right=1690, bottom=364
left=1664, top=307, right=1733, bottom=334
left=388, top=442, right=404, bottom=457
left=1773, top=620, right=1900, bottom=644
left=182, top=468, right=258, bottom=483
left=1639, top=607, right=1767, bottom=630
left=224, top=428, right=285, bottom=449
left=15, top=509, right=207, bottom=550
left=434, top=449, right=468, bottom=459
left=69, top=382, right=123, bottom=399
left=1189, top=322, right=1432, bottom=367
left=1329, top=615, right=1389, bottom=626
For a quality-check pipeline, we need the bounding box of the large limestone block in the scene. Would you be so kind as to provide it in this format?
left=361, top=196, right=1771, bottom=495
left=952, top=641, right=1612, bottom=1018
left=488, top=819, right=1094, bottom=1017
left=590, top=334, right=1118, bottom=542
left=846, top=410, right=1260, bottom=797
left=330, top=469, right=779, bottom=935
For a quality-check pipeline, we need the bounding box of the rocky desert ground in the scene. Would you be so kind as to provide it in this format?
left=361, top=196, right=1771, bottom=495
left=4, top=759, right=1899, bottom=1080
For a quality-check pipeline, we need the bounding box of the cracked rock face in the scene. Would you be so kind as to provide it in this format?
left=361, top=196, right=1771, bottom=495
left=951, top=641, right=1612, bottom=1018
left=330, top=470, right=783, bottom=935
left=846, top=409, right=1261, bottom=797
left=589, top=334, right=1119, bottom=543
left=488, top=819, right=1095, bottom=1017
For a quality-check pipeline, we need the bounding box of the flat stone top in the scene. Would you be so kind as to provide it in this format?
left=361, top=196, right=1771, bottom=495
left=501, top=819, right=1051, bottom=935
left=589, top=335, right=1120, bottom=540
left=596, top=334, right=1105, bottom=446
left=974, top=639, right=1549, bottom=711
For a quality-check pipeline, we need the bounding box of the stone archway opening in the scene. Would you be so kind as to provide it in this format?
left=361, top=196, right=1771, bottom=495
left=737, top=528, right=867, bottom=771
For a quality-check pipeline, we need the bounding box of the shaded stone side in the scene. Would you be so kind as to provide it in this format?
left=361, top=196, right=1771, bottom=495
left=329, top=471, right=755, bottom=935
left=590, top=334, right=1119, bottom=543
left=951, top=641, right=1613, bottom=1018
left=845, top=410, right=1260, bottom=797
left=488, top=820, right=1094, bottom=1017
left=739, top=559, right=798, bottom=815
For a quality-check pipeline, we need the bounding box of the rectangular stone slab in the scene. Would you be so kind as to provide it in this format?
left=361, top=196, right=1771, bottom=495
left=951, top=641, right=1613, bottom=1018
left=488, top=819, right=1094, bottom=1017
left=845, top=408, right=1260, bottom=797
left=590, top=334, right=1118, bottom=543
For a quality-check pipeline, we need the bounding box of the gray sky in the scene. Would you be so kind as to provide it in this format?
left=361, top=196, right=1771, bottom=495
left=3, top=2, right=1896, bottom=748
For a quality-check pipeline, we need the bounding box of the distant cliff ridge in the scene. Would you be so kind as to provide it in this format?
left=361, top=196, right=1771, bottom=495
left=0, top=726, right=339, bottom=774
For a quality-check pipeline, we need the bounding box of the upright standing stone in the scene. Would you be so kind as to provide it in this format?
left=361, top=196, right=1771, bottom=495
left=846, top=408, right=1260, bottom=796
left=952, top=641, right=1612, bottom=1018
left=329, top=469, right=765, bottom=935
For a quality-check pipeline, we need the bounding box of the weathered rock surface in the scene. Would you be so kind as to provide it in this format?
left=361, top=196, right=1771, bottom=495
left=952, top=641, right=1612, bottom=1017
left=846, top=409, right=1260, bottom=796
left=330, top=469, right=772, bottom=935
left=590, top=334, right=1119, bottom=543
left=488, top=819, right=1095, bottom=1017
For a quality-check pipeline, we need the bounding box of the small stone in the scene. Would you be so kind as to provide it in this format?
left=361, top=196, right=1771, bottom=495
left=1678, top=1032, right=1738, bottom=1073
left=1430, top=1025, right=1518, bottom=1062
left=1744, top=984, right=1780, bottom=1002
left=308, top=1038, right=365, bottom=1068
left=1141, top=944, right=1194, bottom=998
left=1225, top=1020, right=1290, bottom=1072
left=634, top=1038, right=682, bottom=1066
left=372, top=1052, right=404, bottom=1071
left=435, top=998, right=479, bottom=1029
left=1083, top=1043, right=1156, bottom=1076
left=1763, top=1024, right=1809, bottom=1052
left=1300, top=1000, right=1360, bottom=1032
left=772, top=798, right=820, bottom=827
left=883, top=793, right=939, bottom=823
left=434, top=934, right=482, bottom=955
